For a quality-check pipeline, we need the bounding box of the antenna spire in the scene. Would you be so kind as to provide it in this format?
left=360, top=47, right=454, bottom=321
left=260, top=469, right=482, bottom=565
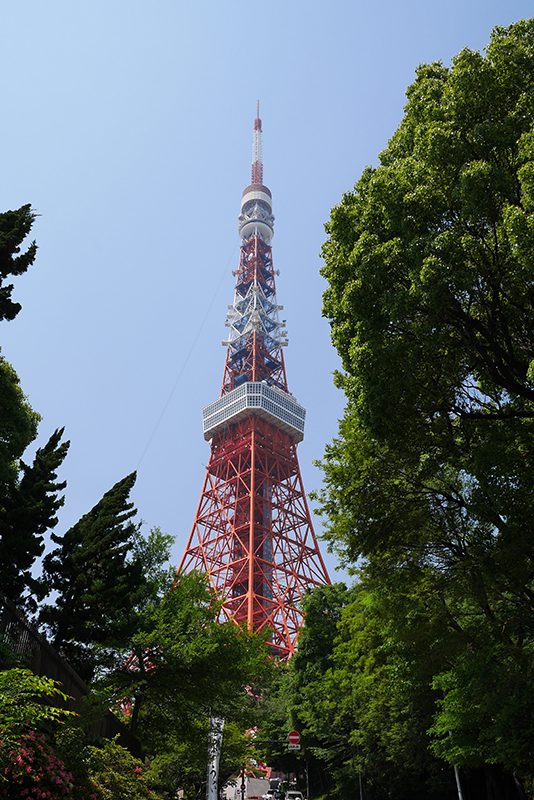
left=251, top=101, right=263, bottom=185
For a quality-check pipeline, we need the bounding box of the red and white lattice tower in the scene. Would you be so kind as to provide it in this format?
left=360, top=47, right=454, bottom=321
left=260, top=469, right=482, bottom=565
left=179, top=106, right=330, bottom=658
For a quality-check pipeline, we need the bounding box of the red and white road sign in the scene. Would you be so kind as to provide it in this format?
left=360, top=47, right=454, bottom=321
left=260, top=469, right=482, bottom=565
left=287, top=730, right=300, bottom=745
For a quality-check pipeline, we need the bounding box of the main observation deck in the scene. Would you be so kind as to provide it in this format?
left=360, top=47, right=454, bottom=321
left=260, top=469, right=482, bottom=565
left=202, top=381, right=306, bottom=442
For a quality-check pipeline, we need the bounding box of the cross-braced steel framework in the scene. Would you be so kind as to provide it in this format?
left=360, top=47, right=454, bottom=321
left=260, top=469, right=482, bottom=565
left=179, top=108, right=329, bottom=658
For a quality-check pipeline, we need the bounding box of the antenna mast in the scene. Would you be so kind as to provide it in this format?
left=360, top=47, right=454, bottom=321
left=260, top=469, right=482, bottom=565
left=251, top=100, right=263, bottom=185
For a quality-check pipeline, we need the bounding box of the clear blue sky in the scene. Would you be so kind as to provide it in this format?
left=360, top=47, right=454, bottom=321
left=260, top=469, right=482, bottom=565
left=1, top=1, right=532, bottom=580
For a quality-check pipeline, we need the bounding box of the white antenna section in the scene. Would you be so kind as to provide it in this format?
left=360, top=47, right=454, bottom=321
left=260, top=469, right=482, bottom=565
left=251, top=100, right=263, bottom=184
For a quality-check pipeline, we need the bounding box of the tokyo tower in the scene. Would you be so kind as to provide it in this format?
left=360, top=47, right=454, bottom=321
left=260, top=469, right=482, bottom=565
left=179, top=106, right=330, bottom=658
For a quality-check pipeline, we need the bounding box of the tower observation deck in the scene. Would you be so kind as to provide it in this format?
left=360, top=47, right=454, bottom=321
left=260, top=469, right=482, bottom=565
left=179, top=106, right=330, bottom=658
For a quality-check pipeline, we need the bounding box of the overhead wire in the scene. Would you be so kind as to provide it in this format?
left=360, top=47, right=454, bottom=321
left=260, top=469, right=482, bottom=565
left=135, top=246, right=238, bottom=469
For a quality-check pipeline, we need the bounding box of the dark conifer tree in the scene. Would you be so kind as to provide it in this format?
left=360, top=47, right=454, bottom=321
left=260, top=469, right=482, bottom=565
left=0, top=428, right=69, bottom=609
left=0, top=204, right=37, bottom=322
left=0, top=202, right=50, bottom=609
left=0, top=357, right=40, bottom=494
left=39, top=472, right=144, bottom=680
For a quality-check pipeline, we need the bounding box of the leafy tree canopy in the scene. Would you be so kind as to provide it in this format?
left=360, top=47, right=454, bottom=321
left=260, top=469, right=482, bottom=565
left=0, top=668, right=73, bottom=757
left=323, top=21, right=534, bottom=442
left=0, top=357, right=40, bottom=493
left=100, top=570, right=273, bottom=797
left=319, top=14, right=534, bottom=670
left=84, top=738, right=159, bottom=800
left=319, top=18, right=534, bottom=794
left=287, top=583, right=456, bottom=800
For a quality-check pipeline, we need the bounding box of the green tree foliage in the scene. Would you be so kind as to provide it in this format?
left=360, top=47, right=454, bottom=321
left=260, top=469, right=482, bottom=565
left=0, top=668, right=76, bottom=797
left=47, top=562, right=273, bottom=799
left=8, top=521, right=273, bottom=798
left=0, top=668, right=73, bottom=754
left=279, top=585, right=357, bottom=799
left=0, top=205, right=37, bottom=323
left=101, top=571, right=273, bottom=798
left=253, top=662, right=296, bottom=775
left=0, top=428, right=69, bottom=608
left=129, top=525, right=175, bottom=610
left=84, top=738, right=158, bottom=800
left=319, top=19, right=534, bottom=795
left=39, top=472, right=144, bottom=679
left=0, top=672, right=149, bottom=799
left=0, top=357, right=39, bottom=493
left=277, top=585, right=456, bottom=800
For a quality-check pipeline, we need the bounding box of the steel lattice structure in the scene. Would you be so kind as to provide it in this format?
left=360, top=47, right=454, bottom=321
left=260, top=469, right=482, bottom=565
left=179, top=107, right=330, bottom=658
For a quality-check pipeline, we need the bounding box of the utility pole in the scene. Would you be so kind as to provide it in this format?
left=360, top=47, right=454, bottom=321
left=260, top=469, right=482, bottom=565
left=206, top=716, right=225, bottom=800
left=240, top=767, right=246, bottom=800
left=453, top=765, right=464, bottom=800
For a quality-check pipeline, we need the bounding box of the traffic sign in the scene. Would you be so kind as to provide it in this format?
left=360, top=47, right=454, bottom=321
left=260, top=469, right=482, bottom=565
left=288, top=743, right=301, bottom=750
left=287, top=730, right=300, bottom=745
